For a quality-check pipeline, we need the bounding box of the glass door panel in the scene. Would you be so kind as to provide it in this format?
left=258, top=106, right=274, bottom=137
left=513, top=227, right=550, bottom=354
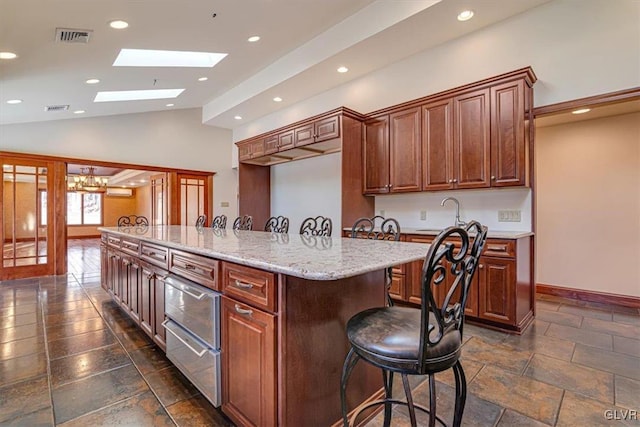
left=178, top=175, right=208, bottom=226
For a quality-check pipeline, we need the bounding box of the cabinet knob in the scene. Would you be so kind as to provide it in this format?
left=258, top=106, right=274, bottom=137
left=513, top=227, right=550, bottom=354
left=448, top=179, right=453, bottom=183
left=389, top=184, right=393, bottom=188
left=453, top=178, right=458, bottom=183
left=479, top=264, right=484, bottom=269
left=491, top=176, right=496, bottom=180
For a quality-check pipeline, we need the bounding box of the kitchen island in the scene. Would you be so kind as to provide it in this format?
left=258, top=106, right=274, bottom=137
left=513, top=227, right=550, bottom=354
left=99, top=225, right=430, bottom=427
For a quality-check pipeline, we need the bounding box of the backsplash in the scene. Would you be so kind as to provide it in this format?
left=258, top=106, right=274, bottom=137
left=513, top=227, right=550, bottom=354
left=374, top=188, right=532, bottom=232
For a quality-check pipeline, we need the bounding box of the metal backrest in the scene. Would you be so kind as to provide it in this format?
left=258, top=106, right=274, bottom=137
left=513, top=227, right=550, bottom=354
left=211, top=215, right=227, bottom=230
left=350, top=216, right=401, bottom=241
left=265, top=216, right=289, bottom=233
left=118, top=215, right=149, bottom=227
left=299, top=216, right=332, bottom=237
left=418, top=221, right=488, bottom=368
left=195, top=215, right=207, bottom=228
left=233, top=215, right=253, bottom=231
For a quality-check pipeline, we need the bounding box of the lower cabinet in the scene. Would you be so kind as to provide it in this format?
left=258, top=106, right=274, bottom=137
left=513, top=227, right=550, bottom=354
left=139, top=262, right=166, bottom=351
left=221, top=296, right=276, bottom=427
left=404, top=234, right=531, bottom=332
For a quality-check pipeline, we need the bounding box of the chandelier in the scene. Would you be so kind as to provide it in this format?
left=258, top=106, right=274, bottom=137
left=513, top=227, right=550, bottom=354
left=68, top=166, right=108, bottom=193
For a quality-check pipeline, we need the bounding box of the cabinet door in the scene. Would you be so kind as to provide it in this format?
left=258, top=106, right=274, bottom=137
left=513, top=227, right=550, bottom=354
left=222, top=297, right=276, bottom=427
left=314, top=115, right=340, bottom=142
left=109, top=251, right=122, bottom=304
left=126, top=259, right=142, bottom=323
left=422, top=99, right=454, bottom=190
left=100, top=244, right=108, bottom=291
left=238, top=142, right=252, bottom=161
left=294, top=123, right=314, bottom=147
left=389, top=107, right=422, bottom=192
left=478, top=257, right=516, bottom=325
left=491, top=80, right=526, bottom=187
left=249, top=139, right=265, bottom=158
left=453, top=89, right=490, bottom=189
left=278, top=130, right=295, bottom=150
left=363, top=117, right=390, bottom=194
left=154, top=276, right=166, bottom=351
left=140, top=265, right=155, bottom=339
left=264, top=135, right=279, bottom=155
left=389, top=273, right=406, bottom=302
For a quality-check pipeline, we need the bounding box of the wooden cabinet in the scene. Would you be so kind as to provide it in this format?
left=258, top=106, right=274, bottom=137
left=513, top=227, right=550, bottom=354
left=490, top=79, right=526, bottom=187
left=278, top=130, right=295, bottom=150
left=221, top=296, right=276, bottom=427
left=294, top=114, right=340, bottom=147
left=123, top=256, right=142, bottom=324
left=477, top=257, right=516, bottom=324
left=100, top=243, right=108, bottom=291
left=403, top=233, right=531, bottom=333
left=264, top=135, right=279, bottom=155
left=238, top=139, right=266, bottom=162
left=422, top=99, right=453, bottom=190
left=453, top=88, right=491, bottom=189
left=221, top=262, right=276, bottom=313
left=363, top=107, right=422, bottom=194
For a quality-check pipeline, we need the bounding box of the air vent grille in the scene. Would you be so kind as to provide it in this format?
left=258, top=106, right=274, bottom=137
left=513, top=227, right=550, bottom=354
left=44, top=105, right=70, bottom=112
left=55, top=28, right=92, bottom=43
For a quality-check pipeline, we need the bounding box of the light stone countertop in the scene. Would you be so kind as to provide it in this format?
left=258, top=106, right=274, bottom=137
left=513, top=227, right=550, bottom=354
left=343, top=227, right=534, bottom=239
left=99, top=225, right=431, bottom=281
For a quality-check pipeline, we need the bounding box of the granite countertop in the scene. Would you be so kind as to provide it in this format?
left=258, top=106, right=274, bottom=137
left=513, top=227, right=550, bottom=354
left=99, top=226, right=431, bottom=281
left=343, top=226, right=534, bottom=239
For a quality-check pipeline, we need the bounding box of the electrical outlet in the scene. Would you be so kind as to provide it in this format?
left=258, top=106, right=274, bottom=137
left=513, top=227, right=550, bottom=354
left=220, top=201, right=229, bottom=207
left=420, top=210, right=427, bottom=221
left=498, top=210, right=521, bottom=222
left=379, top=209, right=385, bottom=217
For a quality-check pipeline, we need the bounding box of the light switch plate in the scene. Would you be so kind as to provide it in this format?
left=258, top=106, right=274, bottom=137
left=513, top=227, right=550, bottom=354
left=498, top=210, right=521, bottom=222
left=379, top=209, right=385, bottom=217
left=220, top=201, right=229, bottom=207
left=420, top=210, right=427, bottom=221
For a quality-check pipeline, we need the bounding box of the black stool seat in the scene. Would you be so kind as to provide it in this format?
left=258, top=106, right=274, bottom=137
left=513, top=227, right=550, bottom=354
left=347, top=306, right=461, bottom=374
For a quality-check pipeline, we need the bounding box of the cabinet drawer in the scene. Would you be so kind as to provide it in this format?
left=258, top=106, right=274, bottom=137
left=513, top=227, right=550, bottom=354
left=169, top=249, right=219, bottom=291
left=482, top=240, right=515, bottom=258
left=106, top=234, right=120, bottom=248
left=140, top=242, right=168, bottom=268
left=221, top=262, right=276, bottom=312
left=120, top=238, right=140, bottom=256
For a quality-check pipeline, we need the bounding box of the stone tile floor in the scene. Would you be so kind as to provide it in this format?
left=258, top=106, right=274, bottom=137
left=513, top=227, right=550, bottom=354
left=0, top=239, right=638, bottom=426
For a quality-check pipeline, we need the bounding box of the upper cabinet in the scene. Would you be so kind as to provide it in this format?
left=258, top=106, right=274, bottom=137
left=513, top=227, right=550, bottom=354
left=363, top=107, right=422, bottom=194
left=364, top=67, right=535, bottom=195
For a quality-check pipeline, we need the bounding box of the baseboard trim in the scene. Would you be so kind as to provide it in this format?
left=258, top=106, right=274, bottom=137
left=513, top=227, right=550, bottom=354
left=536, top=283, right=640, bottom=309
left=67, top=235, right=101, bottom=240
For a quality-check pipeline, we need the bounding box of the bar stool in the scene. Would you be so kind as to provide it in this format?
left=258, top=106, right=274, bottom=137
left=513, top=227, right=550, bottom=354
left=211, top=215, right=227, bottom=230
left=299, top=216, right=332, bottom=236
left=117, top=215, right=149, bottom=227
left=265, top=216, right=289, bottom=233
left=350, top=216, right=401, bottom=306
left=233, top=215, right=253, bottom=231
left=195, top=215, right=207, bottom=227
left=340, top=221, right=488, bottom=427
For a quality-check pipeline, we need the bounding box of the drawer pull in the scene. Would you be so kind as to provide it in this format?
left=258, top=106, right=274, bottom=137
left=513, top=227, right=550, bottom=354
left=162, top=320, right=207, bottom=357
left=234, top=304, right=253, bottom=316
left=184, top=263, right=197, bottom=271
left=487, top=245, right=508, bottom=252
left=234, top=280, right=254, bottom=289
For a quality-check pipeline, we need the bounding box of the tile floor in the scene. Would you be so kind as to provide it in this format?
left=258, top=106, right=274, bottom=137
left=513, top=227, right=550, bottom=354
left=0, top=239, right=638, bottom=426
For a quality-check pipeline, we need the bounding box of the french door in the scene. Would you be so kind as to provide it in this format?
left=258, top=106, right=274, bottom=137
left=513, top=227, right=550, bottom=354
left=1, top=158, right=56, bottom=279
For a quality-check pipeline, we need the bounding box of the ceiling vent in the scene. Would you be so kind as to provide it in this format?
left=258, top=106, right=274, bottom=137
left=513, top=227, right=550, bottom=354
left=55, top=28, right=92, bottom=43
left=44, top=105, right=70, bottom=112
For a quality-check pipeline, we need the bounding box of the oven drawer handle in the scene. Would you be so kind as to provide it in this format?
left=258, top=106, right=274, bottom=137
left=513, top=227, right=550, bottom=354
left=235, top=304, right=253, bottom=316
left=162, top=320, right=207, bottom=357
left=234, top=280, right=254, bottom=289
left=157, top=277, right=207, bottom=301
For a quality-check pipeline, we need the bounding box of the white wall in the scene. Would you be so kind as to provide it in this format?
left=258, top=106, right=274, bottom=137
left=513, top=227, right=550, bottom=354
left=0, top=108, right=237, bottom=218
left=375, top=188, right=532, bottom=231
left=536, top=113, right=640, bottom=297
left=233, top=0, right=639, bottom=141
left=270, top=152, right=341, bottom=236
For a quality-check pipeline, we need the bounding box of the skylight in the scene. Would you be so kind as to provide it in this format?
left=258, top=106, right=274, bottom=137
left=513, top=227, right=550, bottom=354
left=94, top=89, right=184, bottom=103
left=113, top=49, right=227, bottom=68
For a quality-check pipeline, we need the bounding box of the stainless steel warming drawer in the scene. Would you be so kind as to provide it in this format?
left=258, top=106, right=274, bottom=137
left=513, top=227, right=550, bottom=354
left=162, top=274, right=221, bottom=407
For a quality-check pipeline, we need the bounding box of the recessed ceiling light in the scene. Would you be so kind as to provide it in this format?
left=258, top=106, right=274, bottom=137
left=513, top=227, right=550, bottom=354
left=6, top=99, right=22, bottom=104
left=457, top=10, right=474, bottom=21
left=234, top=115, right=242, bottom=120
left=166, top=103, right=175, bottom=107
left=198, top=77, right=208, bottom=81
left=85, top=78, right=100, bottom=84
left=109, top=20, right=129, bottom=29
left=273, top=97, right=282, bottom=102
left=140, top=179, right=146, bottom=183
left=247, top=36, right=261, bottom=43
left=73, top=110, right=85, bottom=114
left=94, top=89, right=184, bottom=103
left=337, top=66, right=349, bottom=73
left=0, top=52, right=17, bottom=59
left=113, top=48, right=227, bottom=68
left=572, top=108, right=591, bottom=115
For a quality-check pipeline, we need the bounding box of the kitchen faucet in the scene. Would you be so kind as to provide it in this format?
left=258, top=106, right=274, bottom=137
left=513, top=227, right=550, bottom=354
left=441, top=197, right=466, bottom=227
